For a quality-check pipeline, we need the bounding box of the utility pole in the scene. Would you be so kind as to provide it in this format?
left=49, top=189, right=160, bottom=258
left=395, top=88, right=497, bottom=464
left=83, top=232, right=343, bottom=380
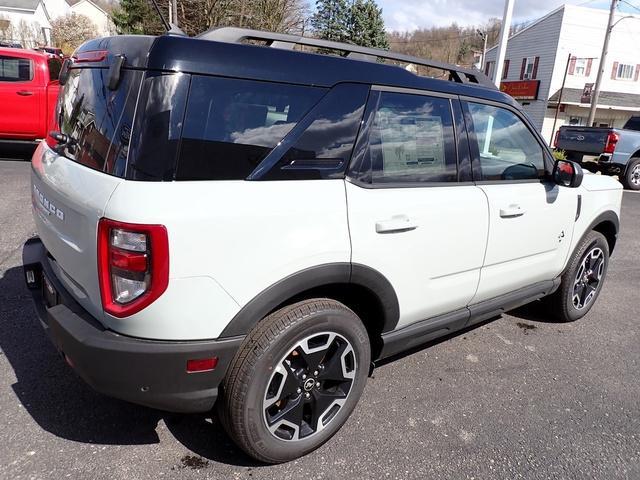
left=477, top=29, right=488, bottom=70
left=550, top=53, right=573, bottom=146
left=492, top=0, right=515, bottom=87
left=587, top=0, right=618, bottom=127
left=172, top=0, right=178, bottom=27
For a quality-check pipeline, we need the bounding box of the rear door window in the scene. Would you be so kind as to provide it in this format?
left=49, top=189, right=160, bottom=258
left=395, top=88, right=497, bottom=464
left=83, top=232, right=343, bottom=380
left=0, top=55, right=33, bottom=82
left=351, top=91, right=458, bottom=184
left=57, top=67, right=143, bottom=175
left=176, top=76, right=327, bottom=181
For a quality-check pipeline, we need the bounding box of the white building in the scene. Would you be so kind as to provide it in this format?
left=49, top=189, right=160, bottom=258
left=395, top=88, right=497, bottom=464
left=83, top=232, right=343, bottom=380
left=0, top=0, right=113, bottom=47
left=67, top=0, right=115, bottom=37
left=483, top=4, right=640, bottom=145
left=0, top=0, right=52, bottom=46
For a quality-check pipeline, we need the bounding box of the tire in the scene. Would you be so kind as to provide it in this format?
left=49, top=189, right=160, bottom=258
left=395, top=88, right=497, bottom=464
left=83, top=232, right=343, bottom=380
left=621, top=158, right=640, bottom=190
left=219, top=299, right=371, bottom=463
left=549, top=230, right=609, bottom=322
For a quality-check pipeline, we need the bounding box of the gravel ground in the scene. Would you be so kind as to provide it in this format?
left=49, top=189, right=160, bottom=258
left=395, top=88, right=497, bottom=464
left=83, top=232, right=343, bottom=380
left=1, top=159, right=639, bottom=479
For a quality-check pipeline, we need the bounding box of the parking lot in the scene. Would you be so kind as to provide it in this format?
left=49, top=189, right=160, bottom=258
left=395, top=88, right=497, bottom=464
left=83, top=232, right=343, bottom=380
left=1, top=156, right=639, bottom=479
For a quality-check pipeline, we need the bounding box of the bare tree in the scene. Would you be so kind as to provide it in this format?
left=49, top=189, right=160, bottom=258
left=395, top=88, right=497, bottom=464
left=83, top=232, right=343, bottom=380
left=51, top=13, right=98, bottom=54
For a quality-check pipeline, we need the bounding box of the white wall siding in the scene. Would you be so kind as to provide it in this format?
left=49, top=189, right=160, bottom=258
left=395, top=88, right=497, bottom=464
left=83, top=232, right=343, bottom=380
left=484, top=8, right=564, bottom=131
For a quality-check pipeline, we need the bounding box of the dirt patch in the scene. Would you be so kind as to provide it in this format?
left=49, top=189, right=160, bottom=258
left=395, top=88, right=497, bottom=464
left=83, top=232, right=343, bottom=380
left=516, top=322, right=537, bottom=334
left=178, top=455, right=210, bottom=470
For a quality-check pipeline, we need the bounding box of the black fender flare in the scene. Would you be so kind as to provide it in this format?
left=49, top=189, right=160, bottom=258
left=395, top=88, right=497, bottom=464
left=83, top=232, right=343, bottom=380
left=570, top=210, right=620, bottom=265
left=219, top=263, right=400, bottom=338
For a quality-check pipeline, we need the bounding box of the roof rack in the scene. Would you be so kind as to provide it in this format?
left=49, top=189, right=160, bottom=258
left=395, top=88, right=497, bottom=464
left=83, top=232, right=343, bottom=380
left=196, top=27, right=496, bottom=89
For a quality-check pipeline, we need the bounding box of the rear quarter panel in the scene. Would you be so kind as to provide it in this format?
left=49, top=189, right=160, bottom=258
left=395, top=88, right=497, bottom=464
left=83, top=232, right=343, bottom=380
left=103, top=179, right=351, bottom=340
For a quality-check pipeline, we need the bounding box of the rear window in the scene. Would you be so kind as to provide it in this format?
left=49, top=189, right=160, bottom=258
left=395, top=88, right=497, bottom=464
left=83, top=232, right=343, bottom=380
left=57, top=67, right=142, bottom=175
left=48, top=58, right=62, bottom=81
left=0, top=55, right=33, bottom=81
left=625, top=117, right=640, bottom=131
left=176, top=76, right=327, bottom=180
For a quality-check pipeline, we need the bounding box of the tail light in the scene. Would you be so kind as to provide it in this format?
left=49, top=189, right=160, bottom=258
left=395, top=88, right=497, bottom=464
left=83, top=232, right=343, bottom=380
left=604, top=131, right=619, bottom=154
left=98, top=218, right=169, bottom=318
left=553, top=130, right=560, bottom=149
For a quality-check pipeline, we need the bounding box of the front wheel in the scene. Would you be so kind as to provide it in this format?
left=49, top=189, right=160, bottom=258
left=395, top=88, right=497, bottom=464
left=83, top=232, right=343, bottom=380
left=219, top=299, right=370, bottom=463
left=621, top=158, right=640, bottom=190
left=548, top=230, right=610, bottom=322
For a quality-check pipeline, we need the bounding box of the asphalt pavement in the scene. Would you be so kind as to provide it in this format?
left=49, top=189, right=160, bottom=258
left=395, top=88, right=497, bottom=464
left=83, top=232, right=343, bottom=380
left=1, top=157, right=639, bottom=479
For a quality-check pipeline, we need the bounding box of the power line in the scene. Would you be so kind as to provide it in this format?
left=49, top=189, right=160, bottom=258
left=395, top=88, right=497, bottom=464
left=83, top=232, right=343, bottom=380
left=619, top=0, right=640, bottom=12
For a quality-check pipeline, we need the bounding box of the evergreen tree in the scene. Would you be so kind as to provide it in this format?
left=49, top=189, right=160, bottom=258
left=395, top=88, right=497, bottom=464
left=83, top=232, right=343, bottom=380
left=311, top=0, right=349, bottom=42
left=111, top=0, right=165, bottom=35
left=348, top=0, right=389, bottom=49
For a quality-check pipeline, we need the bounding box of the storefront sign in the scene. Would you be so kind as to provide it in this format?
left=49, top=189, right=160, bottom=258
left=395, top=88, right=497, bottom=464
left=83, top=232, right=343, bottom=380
left=499, top=80, right=540, bottom=100
left=581, top=83, right=594, bottom=104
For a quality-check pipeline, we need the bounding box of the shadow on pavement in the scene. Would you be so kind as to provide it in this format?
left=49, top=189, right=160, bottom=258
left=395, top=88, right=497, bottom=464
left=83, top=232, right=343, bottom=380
left=0, top=263, right=259, bottom=467
left=0, top=142, right=37, bottom=161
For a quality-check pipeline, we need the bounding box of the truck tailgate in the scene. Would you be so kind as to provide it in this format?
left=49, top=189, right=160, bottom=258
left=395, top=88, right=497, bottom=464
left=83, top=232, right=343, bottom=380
left=556, top=127, right=610, bottom=154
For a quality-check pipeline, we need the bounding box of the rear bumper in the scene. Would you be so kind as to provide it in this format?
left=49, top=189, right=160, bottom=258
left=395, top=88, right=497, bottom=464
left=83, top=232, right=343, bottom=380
left=22, top=237, right=243, bottom=413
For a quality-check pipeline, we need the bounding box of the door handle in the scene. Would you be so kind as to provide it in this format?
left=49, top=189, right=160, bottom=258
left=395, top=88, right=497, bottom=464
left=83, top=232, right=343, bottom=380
left=17, top=90, right=34, bottom=96
left=375, top=215, right=418, bottom=234
left=499, top=204, right=526, bottom=218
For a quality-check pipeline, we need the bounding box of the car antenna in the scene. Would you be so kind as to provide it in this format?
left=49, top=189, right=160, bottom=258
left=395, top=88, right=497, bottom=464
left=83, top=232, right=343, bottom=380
left=147, top=0, right=186, bottom=35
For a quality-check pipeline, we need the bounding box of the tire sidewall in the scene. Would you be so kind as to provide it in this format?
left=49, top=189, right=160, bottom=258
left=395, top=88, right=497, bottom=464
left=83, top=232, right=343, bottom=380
left=238, top=306, right=370, bottom=463
left=623, top=158, right=640, bottom=191
left=562, top=232, right=609, bottom=321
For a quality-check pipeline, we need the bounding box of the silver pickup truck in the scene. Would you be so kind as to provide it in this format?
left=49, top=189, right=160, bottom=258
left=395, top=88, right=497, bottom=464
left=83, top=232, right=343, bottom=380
left=555, top=116, right=640, bottom=190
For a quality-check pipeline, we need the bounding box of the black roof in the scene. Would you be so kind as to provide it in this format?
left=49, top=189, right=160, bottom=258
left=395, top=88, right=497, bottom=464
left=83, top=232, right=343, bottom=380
left=76, top=33, right=519, bottom=108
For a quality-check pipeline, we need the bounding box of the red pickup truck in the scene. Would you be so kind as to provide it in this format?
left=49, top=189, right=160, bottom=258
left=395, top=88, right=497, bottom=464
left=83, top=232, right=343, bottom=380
left=0, top=48, right=62, bottom=142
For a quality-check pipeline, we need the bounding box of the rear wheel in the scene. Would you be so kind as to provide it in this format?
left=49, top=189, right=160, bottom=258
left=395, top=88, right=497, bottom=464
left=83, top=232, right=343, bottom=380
left=219, top=299, right=370, bottom=463
left=621, top=158, right=640, bottom=190
left=548, top=230, right=609, bottom=322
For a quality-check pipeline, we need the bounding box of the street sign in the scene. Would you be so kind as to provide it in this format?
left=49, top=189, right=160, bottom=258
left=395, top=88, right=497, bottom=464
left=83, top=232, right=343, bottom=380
left=499, top=80, right=540, bottom=100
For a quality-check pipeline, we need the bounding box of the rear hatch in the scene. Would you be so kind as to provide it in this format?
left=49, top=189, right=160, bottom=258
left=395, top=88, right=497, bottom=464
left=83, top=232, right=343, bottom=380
left=556, top=126, right=611, bottom=154
left=31, top=38, right=150, bottom=319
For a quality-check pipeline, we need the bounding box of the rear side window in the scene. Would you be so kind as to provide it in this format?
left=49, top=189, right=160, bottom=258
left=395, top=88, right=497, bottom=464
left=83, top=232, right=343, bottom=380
left=261, top=83, right=369, bottom=180
left=0, top=55, right=33, bottom=81
left=176, top=76, right=326, bottom=181
left=625, top=116, right=640, bottom=131
left=57, top=67, right=143, bottom=175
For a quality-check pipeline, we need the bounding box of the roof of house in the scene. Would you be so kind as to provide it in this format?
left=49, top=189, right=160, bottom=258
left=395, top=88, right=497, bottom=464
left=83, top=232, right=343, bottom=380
left=67, top=0, right=110, bottom=14
left=0, top=0, right=41, bottom=11
left=549, top=88, right=640, bottom=109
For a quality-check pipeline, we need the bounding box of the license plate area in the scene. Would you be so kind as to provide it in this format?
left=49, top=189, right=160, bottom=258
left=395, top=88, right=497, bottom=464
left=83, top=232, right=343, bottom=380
left=42, top=272, right=59, bottom=308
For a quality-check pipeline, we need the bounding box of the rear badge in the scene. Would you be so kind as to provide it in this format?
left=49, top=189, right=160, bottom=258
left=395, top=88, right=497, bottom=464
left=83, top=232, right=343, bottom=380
left=33, top=185, right=65, bottom=221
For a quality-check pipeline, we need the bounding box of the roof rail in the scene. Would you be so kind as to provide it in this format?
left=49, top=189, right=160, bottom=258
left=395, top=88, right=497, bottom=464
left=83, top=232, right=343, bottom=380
left=196, top=27, right=496, bottom=89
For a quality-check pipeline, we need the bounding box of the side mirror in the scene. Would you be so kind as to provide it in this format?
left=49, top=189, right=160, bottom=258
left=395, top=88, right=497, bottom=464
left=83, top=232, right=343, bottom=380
left=553, top=159, right=583, bottom=188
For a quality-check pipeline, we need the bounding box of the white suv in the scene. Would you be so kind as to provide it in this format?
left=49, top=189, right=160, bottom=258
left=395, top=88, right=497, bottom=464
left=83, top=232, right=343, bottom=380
left=23, top=29, right=623, bottom=463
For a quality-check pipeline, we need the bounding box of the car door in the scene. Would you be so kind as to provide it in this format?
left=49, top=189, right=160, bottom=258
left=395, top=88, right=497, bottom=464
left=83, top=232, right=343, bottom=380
left=462, top=99, right=578, bottom=303
left=346, top=87, right=489, bottom=330
left=0, top=53, right=40, bottom=138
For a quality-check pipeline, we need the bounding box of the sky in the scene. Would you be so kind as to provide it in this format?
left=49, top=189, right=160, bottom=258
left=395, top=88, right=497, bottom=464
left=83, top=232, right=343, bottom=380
left=376, top=0, right=638, bottom=32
